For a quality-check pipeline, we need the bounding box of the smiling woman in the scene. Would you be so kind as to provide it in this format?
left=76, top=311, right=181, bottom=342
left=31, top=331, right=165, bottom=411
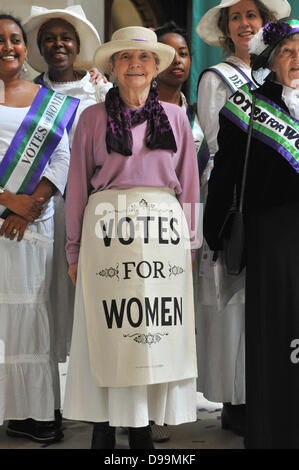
left=109, top=49, right=159, bottom=105
left=37, top=18, right=80, bottom=82
left=204, top=17, right=299, bottom=448
left=63, top=26, right=200, bottom=450
left=22, top=7, right=113, bottom=410
left=195, top=0, right=291, bottom=440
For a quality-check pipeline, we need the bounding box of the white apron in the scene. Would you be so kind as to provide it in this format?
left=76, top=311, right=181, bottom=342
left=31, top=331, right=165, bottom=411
left=80, top=187, right=197, bottom=388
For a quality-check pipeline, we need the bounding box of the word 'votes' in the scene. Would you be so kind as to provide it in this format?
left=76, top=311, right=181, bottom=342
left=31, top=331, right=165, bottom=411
left=96, top=216, right=181, bottom=246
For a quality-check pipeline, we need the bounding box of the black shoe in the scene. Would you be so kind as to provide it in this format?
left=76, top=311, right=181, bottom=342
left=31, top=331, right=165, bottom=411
left=55, top=409, right=62, bottom=429
left=128, top=425, right=155, bottom=449
left=221, top=403, right=246, bottom=437
left=7, top=418, right=64, bottom=444
left=91, top=422, right=116, bottom=449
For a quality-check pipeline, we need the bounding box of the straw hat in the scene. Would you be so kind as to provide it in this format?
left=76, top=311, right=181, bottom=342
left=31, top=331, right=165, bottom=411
left=93, top=26, right=175, bottom=74
left=23, top=5, right=101, bottom=72
left=250, top=17, right=299, bottom=85
left=196, top=0, right=291, bottom=47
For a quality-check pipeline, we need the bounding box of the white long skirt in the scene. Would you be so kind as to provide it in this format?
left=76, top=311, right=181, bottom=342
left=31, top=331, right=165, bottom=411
left=0, top=218, right=60, bottom=424
left=63, top=263, right=197, bottom=427
left=193, top=244, right=245, bottom=405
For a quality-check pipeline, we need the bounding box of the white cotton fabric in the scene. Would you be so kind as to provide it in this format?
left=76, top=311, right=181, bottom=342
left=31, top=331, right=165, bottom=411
left=63, top=260, right=197, bottom=427
left=0, top=219, right=58, bottom=424
left=41, top=71, right=112, bottom=145
left=195, top=56, right=249, bottom=404
left=282, top=84, right=299, bottom=120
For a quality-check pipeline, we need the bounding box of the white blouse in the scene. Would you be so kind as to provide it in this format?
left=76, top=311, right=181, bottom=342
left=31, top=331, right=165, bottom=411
left=282, top=84, right=299, bottom=120
left=41, top=71, right=112, bottom=145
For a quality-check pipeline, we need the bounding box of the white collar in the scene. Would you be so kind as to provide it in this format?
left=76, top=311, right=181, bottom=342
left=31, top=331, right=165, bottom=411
left=282, top=84, right=299, bottom=120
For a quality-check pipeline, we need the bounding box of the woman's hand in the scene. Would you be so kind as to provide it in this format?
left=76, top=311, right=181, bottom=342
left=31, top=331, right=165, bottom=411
left=4, top=193, right=44, bottom=222
left=89, top=67, right=107, bottom=84
left=0, top=214, right=28, bottom=242
left=68, top=262, right=78, bottom=286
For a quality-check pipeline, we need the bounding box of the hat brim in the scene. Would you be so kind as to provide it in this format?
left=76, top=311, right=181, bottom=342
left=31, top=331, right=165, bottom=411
left=24, top=10, right=101, bottom=73
left=94, top=40, right=175, bottom=75
left=196, top=0, right=291, bottom=47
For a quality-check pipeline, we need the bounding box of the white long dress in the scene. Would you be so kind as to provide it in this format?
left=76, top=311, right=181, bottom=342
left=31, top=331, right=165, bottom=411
left=195, top=56, right=250, bottom=404
left=40, top=72, right=112, bottom=363
left=0, top=105, right=70, bottom=423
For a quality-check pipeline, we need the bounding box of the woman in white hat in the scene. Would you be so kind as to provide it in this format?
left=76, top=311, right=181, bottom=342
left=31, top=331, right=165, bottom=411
left=23, top=5, right=112, bottom=144
left=204, top=15, right=299, bottom=448
left=23, top=6, right=112, bottom=419
left=63, top=26, right=200, bottom=449
left=195, top=0, right=290, bottom=437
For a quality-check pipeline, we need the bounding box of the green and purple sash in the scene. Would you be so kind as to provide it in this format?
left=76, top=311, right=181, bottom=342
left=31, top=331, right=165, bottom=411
left=221, top=84, right=299, bottom=173
left=0, top=86, right=79, bottom=217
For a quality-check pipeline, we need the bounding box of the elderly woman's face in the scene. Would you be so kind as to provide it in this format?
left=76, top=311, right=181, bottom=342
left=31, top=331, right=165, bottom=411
left=39, top=18, right=79, bottom=71
left=272, top=34, right=299, bottom=89
left=110, top=49, right=158, bottom=91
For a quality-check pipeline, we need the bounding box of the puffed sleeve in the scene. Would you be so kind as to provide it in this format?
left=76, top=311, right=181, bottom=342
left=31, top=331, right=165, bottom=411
left=197, top=71, right=232, bottom=159
left=65, top=107, right=97, bottom=265
left=42, top=129, right=70, bottom=195
left=95, top=78, right=113, bottom=103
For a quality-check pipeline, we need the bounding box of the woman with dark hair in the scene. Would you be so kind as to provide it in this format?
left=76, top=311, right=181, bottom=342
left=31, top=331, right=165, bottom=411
left=0, top=13, right=77, bottom=443
left=195, top=0, right=290, bottom=436
left=155, top=21, right=192, bottom=106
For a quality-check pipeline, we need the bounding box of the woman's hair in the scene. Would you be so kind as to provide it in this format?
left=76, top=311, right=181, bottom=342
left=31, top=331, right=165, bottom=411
left=37, top=18, right=80, bottom=54
left=218, top=0, right=276, bottom=56
left=155, top=21, right=191, bottom=53
left=0, top=13, right=27, bottom=45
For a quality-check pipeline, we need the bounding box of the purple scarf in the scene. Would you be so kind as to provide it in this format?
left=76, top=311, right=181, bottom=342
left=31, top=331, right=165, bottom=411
left=105, top=86, right=177, bottom=156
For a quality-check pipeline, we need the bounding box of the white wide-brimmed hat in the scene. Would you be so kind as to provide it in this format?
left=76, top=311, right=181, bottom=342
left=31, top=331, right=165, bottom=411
left=94, top=26, right=175, bottom=74
left=23, top=5, right=101, bottom=72
left=196, top=0, right=291, bottom=47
